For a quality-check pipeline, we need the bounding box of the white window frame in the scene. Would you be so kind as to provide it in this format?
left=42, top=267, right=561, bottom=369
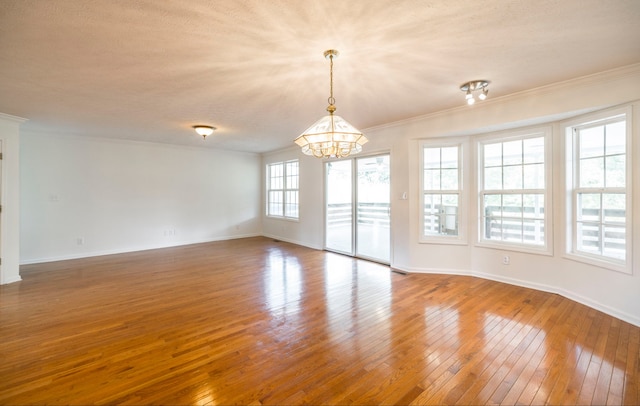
left=563, top=105, right=632, bottom=274
left=266, top=159, right=299, bottom=220
left=476, top=127, right=553, bottom=255
left=419, top=138, right=468, bottom=244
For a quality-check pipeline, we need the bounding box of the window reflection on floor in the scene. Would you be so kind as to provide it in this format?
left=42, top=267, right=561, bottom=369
left=324, top=253, right=392, bottom=352
left=263, top=248, right=302, bottom=318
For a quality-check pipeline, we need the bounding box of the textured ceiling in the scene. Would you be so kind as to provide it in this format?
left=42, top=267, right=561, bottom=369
left=1, top=0, right=639, bottom=153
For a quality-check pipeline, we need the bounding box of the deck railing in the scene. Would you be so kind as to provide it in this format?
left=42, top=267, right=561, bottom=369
left=327, top=203, right=390, bottom=227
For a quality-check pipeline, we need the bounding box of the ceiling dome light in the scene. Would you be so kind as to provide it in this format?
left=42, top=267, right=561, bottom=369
left=460, top=80, right=490, bottom=105
left=193, top=125, right=216, bottom=139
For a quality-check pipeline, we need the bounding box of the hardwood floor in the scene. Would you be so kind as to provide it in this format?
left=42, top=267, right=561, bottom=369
left=1, top=237, right=638, bottom=405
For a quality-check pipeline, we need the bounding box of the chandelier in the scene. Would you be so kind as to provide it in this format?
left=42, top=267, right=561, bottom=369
left=294, top=50, right=368, bottom=158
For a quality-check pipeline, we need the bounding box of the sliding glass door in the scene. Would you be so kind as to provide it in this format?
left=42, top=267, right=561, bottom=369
left=325, top=154, right=390, bottom=263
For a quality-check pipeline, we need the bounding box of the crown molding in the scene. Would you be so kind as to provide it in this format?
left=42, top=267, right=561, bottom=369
left=364, top=63, right=640, bottom=134
left=0, top=112, right=28, bottom=124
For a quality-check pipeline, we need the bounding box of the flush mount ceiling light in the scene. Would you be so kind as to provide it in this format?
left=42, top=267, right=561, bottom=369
left=460, top=80, right=490, bottom=105
left=192, top=125, right=216, bottom=139
left=294, top=49, right=368, bottom=158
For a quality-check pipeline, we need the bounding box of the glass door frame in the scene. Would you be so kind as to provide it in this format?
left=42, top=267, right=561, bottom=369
left=324, top=152, right=391, bottom=265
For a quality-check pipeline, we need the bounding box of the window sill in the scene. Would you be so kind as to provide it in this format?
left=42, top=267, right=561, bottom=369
left=265, top=216, right=300, bottom=223
left=563, top=252, right=632, bottom=275
left=419, top=236, right=468, bottom=246
left=475, top=240, right=552, bottom=256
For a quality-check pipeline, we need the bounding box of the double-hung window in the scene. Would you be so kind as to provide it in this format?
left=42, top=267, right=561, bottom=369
left=565, top=107, right=631, bottom=273
left=420, top=142, right=465, bottom=242
left=478, top=128, right=551, bottom=252
left=267, top=160, right=299, bottom=219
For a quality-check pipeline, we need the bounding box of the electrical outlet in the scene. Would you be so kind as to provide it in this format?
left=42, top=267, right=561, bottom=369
left=76, top=237, right=85, bottom=246
left=502, top=255, right=510, bottom=265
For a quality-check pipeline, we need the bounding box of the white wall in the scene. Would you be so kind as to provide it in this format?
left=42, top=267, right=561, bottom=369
left=20, top=132, right=262, bottom=263
left=272, top=64, right=640, bottom=326
left=0, top=113, right=27, bottom=284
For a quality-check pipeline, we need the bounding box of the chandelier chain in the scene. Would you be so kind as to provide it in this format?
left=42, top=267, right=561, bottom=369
left=328, top=54, right=335, bottom=106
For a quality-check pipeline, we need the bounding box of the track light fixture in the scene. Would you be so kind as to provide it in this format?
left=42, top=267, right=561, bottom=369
left=460, top=80, right=490, bottom=105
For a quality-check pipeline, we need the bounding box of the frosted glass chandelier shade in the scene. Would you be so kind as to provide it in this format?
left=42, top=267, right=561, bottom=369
left=294, top=113, right=368, bottom=158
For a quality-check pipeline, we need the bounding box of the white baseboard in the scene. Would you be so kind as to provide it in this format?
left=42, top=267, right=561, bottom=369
left=394, top=265, right=640, bottom=328
left=1, top=275, right=22, bottom=284
left=19, top=233, right=261, bottom=265
left=260, top=233, right=323, bottom=251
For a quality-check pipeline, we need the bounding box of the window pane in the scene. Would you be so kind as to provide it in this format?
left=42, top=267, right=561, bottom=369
left=523, top=163, right=544, bottom=189
left=578, top=193, right=600, bottom=222
left=424, top=169, right=440, bottom=190
left=424, top=194, right=441, bottom=214
left=502, top=194, right=522, bottom=218
left=484, top=143, right=502, bottom=167
left=523, top=219, right=544, bottom=245
left=270, top=163, right=284, bottom=189
left=503, top=165, right=523, bottom=189
left=579, top=157, right=604, bottom=187
left=484, top=194, right=502, bottom=217
left=523, top=137, right=544, bottom=164
left=441, top=169, right=458, bottom=190
left=424, top=194, right=442, bottom=234
left=503, top=140, right=522, bottom=165
left=580, top=126, right=605, bottom=158
left=605, top=155, right=625, bottom=188
left=285, top=191, right=298, bottom=218
left=485, top=167, right=502, bottom=190
left=285, top=161, right=299, bottom=189
left=603, top=225, right=625, bottom=260
left=523, top=194, right=544, bottom=219
left=442, top=194, right=458, bottom=206
left=441, top=147, right=458, bottom=169
left=485, top=217, right=502, bottom=240
left=605, top=121, right=625, bottom=155
left=424, top=148, right=441, bottom=169
left=577, top=222, right=601, bottom=254
left=603, top=193, right=625, bottom=224
left=442, top=194, right=458, bottom=235
left=503, top=218, right=523, bottom=242
left=424, top=215, right=439, bottom=234
left=268, top=190, right=283, bottom=216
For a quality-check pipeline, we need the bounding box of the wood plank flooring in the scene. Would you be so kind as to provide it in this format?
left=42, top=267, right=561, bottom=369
left=1, top=237, right=638, bottom=405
